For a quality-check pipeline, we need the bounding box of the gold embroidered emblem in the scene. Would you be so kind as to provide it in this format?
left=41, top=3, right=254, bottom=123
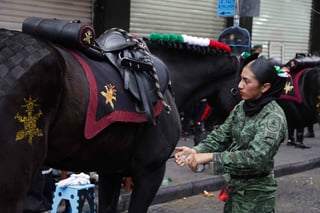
left=290, top=60, right=296, bottom=68
left=283, top=81, right=294, bottom=94
left=316, top=95, right=320, bottom=108
left=83, top=30, right=93, bottom=45
left=101, top=84, right=117, bottom=110
left=14, top=96, right=43, bottom=144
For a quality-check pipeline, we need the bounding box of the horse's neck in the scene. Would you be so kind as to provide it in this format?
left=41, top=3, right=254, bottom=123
left=160, top=53, right=237, bottom=109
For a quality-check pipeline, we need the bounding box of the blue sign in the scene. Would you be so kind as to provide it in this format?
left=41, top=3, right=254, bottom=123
left=218, top=0, right=235, bottom=17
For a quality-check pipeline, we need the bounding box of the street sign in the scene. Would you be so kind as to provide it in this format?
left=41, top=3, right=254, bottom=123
left=217, top=0, right=235, bottom=17
left=217, top=0, right=261, bottom=17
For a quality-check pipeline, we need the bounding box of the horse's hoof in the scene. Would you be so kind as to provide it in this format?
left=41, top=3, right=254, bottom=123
left=294, top=142, right=311, bottom=149
left=287, top=139, right=296, bottom=146
left=304, top=132, right=315, bottom=138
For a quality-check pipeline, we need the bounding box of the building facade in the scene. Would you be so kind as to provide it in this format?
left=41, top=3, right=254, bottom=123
left=1, top=0, right=319, bottom=63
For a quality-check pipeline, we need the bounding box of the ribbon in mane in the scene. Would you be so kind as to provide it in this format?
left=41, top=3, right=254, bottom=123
left=149, top=33, right=231, bottom=53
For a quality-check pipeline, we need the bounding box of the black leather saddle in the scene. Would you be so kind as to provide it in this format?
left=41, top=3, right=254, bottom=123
left=94, top=28, right=170, bottom=124
left=286, top=56, right=320, bottom=72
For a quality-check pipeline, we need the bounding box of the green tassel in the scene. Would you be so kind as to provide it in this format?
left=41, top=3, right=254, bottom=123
left=168, top=33, right=177, bottom=42
left=162, top=34, right=170, bottom=42
left=176, top=35, right=184, bottom=43
left=149, top=32, right=184, bottom=43
left=149, top=33, right=159, bottom=41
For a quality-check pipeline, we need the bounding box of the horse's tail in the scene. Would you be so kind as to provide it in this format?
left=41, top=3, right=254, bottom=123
left=302, top=66, right=320, bottom=123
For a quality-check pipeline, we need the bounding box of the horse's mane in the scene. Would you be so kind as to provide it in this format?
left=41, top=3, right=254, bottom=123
left=145, top=33, right=231, bottom=56
left=145, top=40, right=229, bottom=56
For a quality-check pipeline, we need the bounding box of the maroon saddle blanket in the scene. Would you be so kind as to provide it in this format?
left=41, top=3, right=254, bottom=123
left=68, top=50, right=163, bottom=139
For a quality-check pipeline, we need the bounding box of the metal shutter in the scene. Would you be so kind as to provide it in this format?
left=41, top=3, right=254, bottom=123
left=130, top=0, right=226, bottom=39
left=251, top=0, right=312, bottom=63
left=0, top=0, right=93, bottom=31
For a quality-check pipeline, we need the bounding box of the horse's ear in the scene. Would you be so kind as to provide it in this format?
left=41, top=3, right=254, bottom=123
left=242, top=53, right=259, bottom=66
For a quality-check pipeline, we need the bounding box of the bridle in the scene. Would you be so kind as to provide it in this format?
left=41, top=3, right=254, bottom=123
left=230, top=55, right=243, bottom=105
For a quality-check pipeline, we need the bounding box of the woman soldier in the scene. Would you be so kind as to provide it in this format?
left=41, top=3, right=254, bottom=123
left=175, top=58, right=289, bottom=212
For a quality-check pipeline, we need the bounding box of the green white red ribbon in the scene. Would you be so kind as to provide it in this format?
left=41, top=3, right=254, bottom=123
left=274, top=65, right=291, bottom=78
left=149, top=32, right=231, bottom=53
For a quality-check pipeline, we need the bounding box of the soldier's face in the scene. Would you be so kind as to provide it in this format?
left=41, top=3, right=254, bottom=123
left=238, top=67, right=264, bottom=100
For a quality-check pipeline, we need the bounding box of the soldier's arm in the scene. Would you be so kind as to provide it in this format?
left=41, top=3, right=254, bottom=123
left=212, top=112, right=287, bottom=175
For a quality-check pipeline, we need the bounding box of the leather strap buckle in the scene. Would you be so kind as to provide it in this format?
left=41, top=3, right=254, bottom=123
left=121, top=57, right=153, bottom=71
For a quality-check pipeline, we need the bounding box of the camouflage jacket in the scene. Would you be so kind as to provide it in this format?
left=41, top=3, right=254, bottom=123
left=193, top=100, right=287, bottom=178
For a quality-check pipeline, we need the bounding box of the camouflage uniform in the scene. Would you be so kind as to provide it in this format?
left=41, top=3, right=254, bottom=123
left=193, top=100, right=287, bottom=213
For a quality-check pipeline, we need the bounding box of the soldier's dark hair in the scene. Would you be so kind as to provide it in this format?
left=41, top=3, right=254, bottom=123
left=248, top=58, right=286, bottom=98
left=248, top=58, right=280, bottom=85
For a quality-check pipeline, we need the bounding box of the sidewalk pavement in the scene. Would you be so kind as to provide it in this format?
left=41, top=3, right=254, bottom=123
left=118, top=125, right=320, bottom=212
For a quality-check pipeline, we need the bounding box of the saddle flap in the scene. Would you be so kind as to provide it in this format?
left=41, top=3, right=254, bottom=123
left=118, top=51, right=169, bottom=105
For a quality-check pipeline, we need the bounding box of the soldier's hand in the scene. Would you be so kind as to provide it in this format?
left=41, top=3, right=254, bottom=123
left=187, top=153, right=213, bottom=172
left=174, top=146, right=196, bottom=167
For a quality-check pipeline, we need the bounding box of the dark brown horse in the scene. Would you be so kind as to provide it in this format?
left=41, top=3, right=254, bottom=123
left=0, top=28, right=246, bottom=212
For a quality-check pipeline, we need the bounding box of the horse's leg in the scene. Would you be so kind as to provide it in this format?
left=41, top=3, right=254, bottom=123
left=287, top=126, right=295, bottom=146
left=304, top=124, right=315, bottom=137
left=0, top=155, right=38, bottom=213
left=296, top=127, right=304, bottom=143
left=128, top=164, right=165, bottom=213
left=98, top=173, right=123, bottom=213
left=295, top=127, right=311, bottom=149
left=23, top=167, right=53, bottom=212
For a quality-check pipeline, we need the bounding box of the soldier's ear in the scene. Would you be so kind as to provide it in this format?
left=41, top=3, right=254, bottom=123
left=261, top=82, right=271, bottom=93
